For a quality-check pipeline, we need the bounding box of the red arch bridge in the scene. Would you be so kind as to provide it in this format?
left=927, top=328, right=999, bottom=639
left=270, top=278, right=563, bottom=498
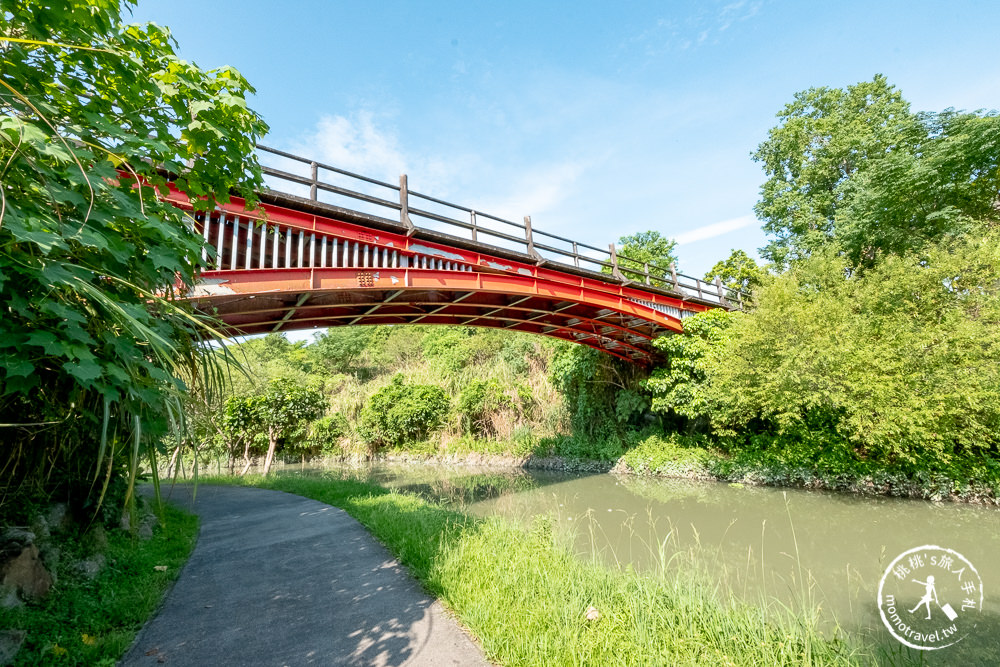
left=167, top=146, right=747, bottom=365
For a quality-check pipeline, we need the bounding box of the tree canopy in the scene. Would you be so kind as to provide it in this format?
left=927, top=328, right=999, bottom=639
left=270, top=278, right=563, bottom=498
left=703, top=249, right=765, bottom=295
left=638, top=77, right=1000, bottom=480
left=614, top=230, right=678, bottom=286
left=752, top=74, right=1000, bottom=269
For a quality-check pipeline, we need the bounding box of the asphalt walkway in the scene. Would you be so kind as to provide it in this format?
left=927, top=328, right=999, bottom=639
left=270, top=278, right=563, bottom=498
left=120, top=484, right=490, bottom=667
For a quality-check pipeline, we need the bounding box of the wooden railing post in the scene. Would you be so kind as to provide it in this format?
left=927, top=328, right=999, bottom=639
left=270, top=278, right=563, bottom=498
left=572, top=241, right=580, bottom=267
left=309, top=161, right=318, bottom=201
left=643, top=263, right=651, bottom=285
left=400, top=174, right=416, bottom=236
left=609, top=243, right=626, bottom=282
left=470, top=210, right=478, bottom=242
left=715, top=276, right=726, bottom=305
left=669, top=262, right=678, bottom=291
left=525, top=215, right=544, bottom=264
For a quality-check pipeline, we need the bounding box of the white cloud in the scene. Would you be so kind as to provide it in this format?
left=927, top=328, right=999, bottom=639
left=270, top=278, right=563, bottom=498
left=674, top=214, right=756, bottom=245
left=296, top=112, right=409, bottom=183
left=266, top=114, right=590, bottom=243
left=477, top=160, right=590, bottom=222
left=627, top=1, right=763, bottom=55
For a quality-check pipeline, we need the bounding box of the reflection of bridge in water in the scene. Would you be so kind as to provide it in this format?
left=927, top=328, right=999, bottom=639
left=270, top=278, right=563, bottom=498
left=170, top=146, right=746, bottom=365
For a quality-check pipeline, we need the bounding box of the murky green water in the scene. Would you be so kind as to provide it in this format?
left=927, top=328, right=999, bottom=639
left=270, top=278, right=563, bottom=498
left=277, top=461, right=1000, bottom=662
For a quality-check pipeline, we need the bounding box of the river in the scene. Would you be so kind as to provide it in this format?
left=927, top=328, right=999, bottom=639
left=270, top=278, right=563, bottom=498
left=272, top=460, right=1000, bottom=663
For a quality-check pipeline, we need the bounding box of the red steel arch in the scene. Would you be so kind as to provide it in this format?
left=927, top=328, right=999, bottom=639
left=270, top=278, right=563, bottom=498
left=167, top=167, right=737, bottom=365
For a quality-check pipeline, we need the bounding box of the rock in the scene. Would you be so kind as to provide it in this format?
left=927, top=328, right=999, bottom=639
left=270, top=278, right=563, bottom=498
left=45, top=503, right=69, bottom=532
left=85, top=525, right=108, bottom=553
left=0, top=586, right=22, bottom=610
left=138, top=512, right=159, bottom=540
left=39, top=546, right=60, bottom=585
left=0, top=629, right=26, bottom=665
left=0, top=543, right=52, bottom=601
left=30, top=515, right=50, bottom=540
left=584, top=605, right=600, bottom=621
left=73, top=554, right=105, bottom=580
left=0, top=528, right=35, bottom=552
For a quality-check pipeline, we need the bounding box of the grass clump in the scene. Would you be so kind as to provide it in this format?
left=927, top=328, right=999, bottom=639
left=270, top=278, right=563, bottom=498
left=617, top=433, right=715, bottom=477
left=0, top=504, right=198, bottom=666
left=213, top=473, right=868, bottom=666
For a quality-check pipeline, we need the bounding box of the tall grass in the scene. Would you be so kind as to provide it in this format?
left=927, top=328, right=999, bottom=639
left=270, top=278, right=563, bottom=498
left=206, top=473, right=873, bottom=666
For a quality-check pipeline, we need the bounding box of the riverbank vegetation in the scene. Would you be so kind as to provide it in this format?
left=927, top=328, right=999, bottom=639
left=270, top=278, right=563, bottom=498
left=210, top=473, right=879, bottom=666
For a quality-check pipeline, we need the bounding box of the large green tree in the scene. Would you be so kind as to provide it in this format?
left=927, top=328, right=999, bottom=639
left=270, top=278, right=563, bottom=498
left=754, top=75, right=1000, bottom=269
left=835, top=109, right=1000, bottom=264
left=753, top=75, right=919, bottom=267
left=256, top=379, right=325, bottom=475
left=0, top=1, right=267, bottom=519
left=703, top=249, right=765, bottom=298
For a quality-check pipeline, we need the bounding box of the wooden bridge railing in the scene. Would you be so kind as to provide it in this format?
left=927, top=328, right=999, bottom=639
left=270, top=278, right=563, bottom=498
left=256, top=145, right=749, bottom=310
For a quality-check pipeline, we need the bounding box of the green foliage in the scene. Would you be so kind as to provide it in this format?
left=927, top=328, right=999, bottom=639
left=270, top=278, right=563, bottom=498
left=550, top=345, right=648, bottom=441
left=645, top=309, right=739, bottom=430
left=835, top=110, right=1000, bottom=265
left=421, top=327, right=480, bottom=374
left=0, top=1, right=266, bottom=517
left=174, top=327, right=568, bottom=463
left=614, top=230, right=678, bottom=284
left=618, top=433, right=714, bottom=477
left=220, top=378, right=324, bottom=467
left=255, top=378, right=326, bottom=442
left=358, top=375, right=450, bottom=449
left=701, top=235, right=1000, bottom=467
left=306, top=414, right=346, bottom=455
left=0, top=503, right=198, bottom=666
left=457, top=379, right=533, bottom=438
left=221, top=393, right=266, bottom=459
left=703, top=249, right=766, bottom=297
left=310, top=327, right=384, bottom=375
left=753, top=74, right=917, bottom=267
left=754, top=75, right=1000, bottom=269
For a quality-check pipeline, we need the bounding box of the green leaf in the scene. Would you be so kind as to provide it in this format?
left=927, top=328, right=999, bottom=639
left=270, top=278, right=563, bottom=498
left=3, top=359, right=35, bottom=378
left=63, top=359, right=103, bottom=384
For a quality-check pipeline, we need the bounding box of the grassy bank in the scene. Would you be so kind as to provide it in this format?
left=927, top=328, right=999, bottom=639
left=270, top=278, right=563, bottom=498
left=0, top=504, right=198, bottom=666
left=616, top=433, right=1000, bottom=505
left=207, top=472, right=876, bottom=666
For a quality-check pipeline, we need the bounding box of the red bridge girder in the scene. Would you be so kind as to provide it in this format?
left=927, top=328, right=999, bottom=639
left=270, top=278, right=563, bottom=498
left=168, top=185, right=722, bottom=365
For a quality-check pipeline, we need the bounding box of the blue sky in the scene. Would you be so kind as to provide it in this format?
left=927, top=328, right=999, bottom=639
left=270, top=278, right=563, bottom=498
left=132, top=0, right=999, bottom=279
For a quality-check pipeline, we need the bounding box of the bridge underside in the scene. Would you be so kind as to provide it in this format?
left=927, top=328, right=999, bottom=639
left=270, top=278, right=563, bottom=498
left=191, top=276, right=675, bottom=364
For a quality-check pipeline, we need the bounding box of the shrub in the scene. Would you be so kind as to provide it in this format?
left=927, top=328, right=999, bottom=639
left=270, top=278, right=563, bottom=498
left=301, top=413, right=346, bottom=457
left=618, top=433, right=714, bottom=476
left=358, top=375, right=450, bottom=449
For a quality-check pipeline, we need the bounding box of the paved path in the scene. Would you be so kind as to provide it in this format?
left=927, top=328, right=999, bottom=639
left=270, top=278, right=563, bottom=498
left=121, top=485, right=490, bottom=667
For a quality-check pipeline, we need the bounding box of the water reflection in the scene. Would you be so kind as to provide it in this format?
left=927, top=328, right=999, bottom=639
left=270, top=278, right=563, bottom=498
left=279, top=461, right=1000, bottom=663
